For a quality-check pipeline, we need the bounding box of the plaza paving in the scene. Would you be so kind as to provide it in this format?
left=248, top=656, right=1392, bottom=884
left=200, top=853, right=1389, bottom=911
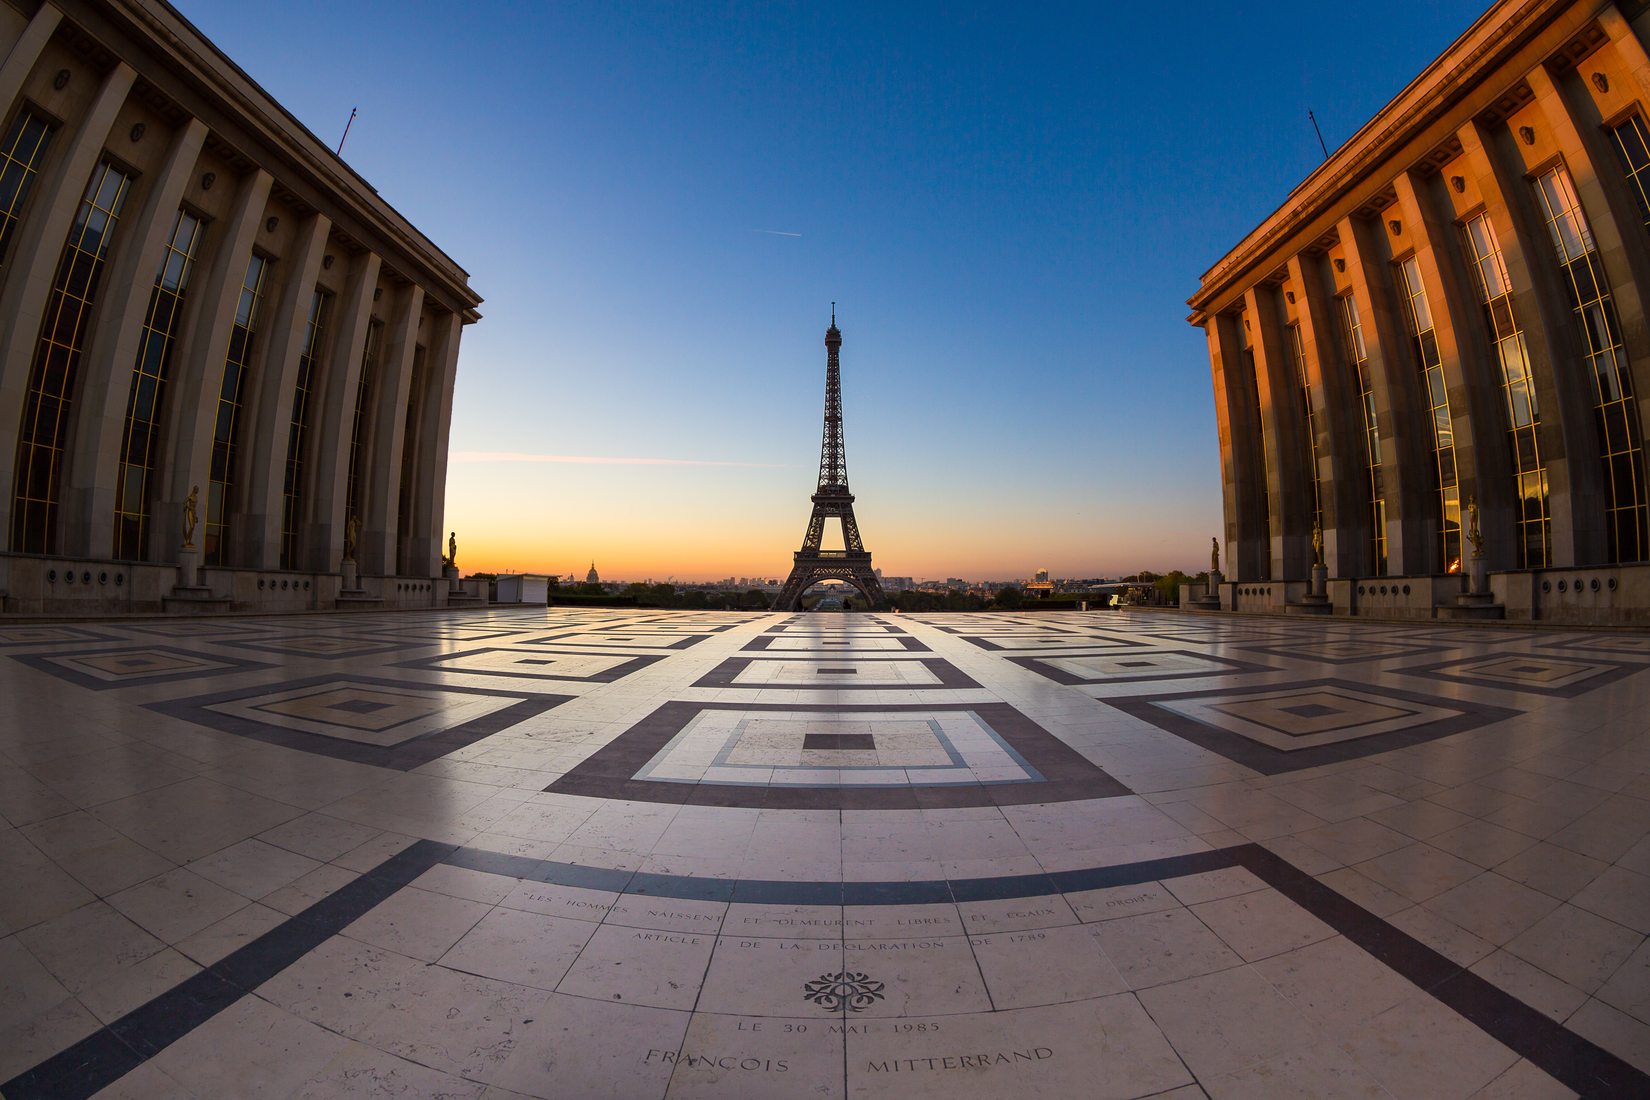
left=1, top=607, right=1648, bottom=1098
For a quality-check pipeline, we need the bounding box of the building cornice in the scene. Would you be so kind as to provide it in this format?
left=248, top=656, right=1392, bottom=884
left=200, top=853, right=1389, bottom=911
left=23, top=0, right=483, bottom=322
left=1187, top=0, right=1598, bottom=325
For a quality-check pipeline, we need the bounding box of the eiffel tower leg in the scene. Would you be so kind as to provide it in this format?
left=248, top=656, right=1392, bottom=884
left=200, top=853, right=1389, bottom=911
left=774, top=569, right=808, bottom=612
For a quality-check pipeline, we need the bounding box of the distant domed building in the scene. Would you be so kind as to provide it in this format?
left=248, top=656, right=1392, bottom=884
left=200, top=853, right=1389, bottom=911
left=586, top=562, right=600, bottom=584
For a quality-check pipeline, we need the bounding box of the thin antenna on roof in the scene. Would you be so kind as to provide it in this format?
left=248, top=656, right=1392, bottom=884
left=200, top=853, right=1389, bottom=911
left=1308, top=109, right=1329, bottom=160
left=336, top=107, right=357, bottom=156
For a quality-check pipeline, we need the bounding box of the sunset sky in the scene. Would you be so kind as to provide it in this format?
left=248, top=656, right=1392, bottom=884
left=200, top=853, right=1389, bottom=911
left=184, top=0, right=1488, bottom=581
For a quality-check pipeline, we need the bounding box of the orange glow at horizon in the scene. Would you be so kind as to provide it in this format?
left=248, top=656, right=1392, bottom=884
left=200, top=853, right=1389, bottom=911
left=442, top=460, right=1207, bottom=583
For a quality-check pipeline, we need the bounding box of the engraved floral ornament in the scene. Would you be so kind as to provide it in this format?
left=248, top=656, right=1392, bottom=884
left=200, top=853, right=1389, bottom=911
left=803, top=971, right=886, bottom=1013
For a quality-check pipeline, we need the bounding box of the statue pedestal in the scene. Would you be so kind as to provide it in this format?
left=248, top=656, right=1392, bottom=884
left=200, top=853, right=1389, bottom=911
left=444, top=564, right=461, bottom=593
left=1190, top=570, right=1223, bottom=611
left=342, top=559, right=359, bottom=592
left=1442, top=554, right=1504, bottom=619
left=1291, top=564, right=1333, bottom=615
left=164, top=546, right=230, bottom=612
left=173, top=548, right=203, bottom=592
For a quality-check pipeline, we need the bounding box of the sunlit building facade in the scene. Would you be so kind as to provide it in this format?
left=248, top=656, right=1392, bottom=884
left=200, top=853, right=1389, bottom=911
left=0, top=0, right=480, bottom=612
left=1189, top=0, right=1650, bottom=622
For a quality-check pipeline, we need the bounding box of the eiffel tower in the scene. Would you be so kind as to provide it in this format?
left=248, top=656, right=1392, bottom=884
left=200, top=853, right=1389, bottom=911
left=774, top=309, right=886, bottom=612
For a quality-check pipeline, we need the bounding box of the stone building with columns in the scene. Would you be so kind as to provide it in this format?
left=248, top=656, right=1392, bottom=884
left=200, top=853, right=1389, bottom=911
left=1189, top=0, right=1650, bottom=623
left=0, top=0, right=479, bottom=613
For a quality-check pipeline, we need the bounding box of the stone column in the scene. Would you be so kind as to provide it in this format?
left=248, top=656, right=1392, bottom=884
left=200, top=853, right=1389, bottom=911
left=155, top=168, right=272, bottom=562
left=410, top=309, right=464, bottom=578
left=1459, top=117, right=1597, bottom=567
left=306, top=250, right=380, bottom=573
left=0, top=61, right=134, bottom=545
left=1527, top=53, right=1650, bottom=563
left=1246, top=284, right=1310, bottom=581
left=1207, top=312, right=1267, bottom=581
left=1338, top=214, right=1430, bottom=575
left=361, top=284, right=423, bottom=577
left=1402, top=168, right=1510, bottom=569
left=0, top=3, right=60, bottom=116
left=61, top=117, right=207, bottom=558
left=1390, top=172, right=1479, bottom=574
left=237, top=212, right=329, bottom=569
left=1289, top=252, right=1363, bottom=577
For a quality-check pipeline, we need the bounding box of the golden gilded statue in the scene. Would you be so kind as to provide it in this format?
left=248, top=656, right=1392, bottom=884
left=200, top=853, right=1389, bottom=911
left=1210, top=536, right=1220, bottom=573
left=1467, top=495, right=1484, bottom=556
left=182, top=485, right=199, bottom=550
left=447, top=531, right=458, bottom=567
left=344, top=514, right=359, bottom=562
left=1312, top=518, right=1324, bottom=567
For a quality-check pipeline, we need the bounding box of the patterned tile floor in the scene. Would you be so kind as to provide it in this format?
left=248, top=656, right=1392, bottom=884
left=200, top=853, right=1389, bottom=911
left=1, top=608, right=1648, bottom=1098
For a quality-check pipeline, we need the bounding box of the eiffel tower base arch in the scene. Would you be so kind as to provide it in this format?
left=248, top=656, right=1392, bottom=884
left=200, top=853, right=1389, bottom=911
left=773, top=554, right=887, bottom=612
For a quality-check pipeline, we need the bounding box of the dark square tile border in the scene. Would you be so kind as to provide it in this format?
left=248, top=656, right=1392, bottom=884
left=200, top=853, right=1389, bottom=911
left=9, top=837, right=1645, bottom=1100
left=1235, top=639, right=1450, bottom=666
left=764, top=618, right=908, bottom=635
left=1007, top=648, right=1277, bottom=685
left=1405, top=626, right=1552, bottom=645
left=516, top=630, right=713, bottom=650
left=212, top=635, right=438, bottom=660
left=927, top=622, right=1081, bottom=636
left=351, top=625, right=542, bottom=643
left=0, top=625, right=121, bottom=647
left=958, top=632, right=1146, bottom=652
left=1534, top=633, right=1650, bottom=658
left=1104, top=677, right=1522, bottom=775
left=613, top=617, right=744, bottom=632
left=742, top=633, right=930, bottom=653
left=1392, top=652, right=1649, bottom=697
left=692, top=655, right=980, bottom=690
left=9, top=645, right=275, bottom=691
left=145, top=674, right=570, bottom=771
left=120, top=621, right=285, bottom=639
left=543, top=699, right=1129, bottom=809
left=397, top=647, right=667, bottom=684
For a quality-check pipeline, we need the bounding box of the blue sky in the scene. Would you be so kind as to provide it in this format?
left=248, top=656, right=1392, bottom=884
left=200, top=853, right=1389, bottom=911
left=181, top=0, right=1489, bottom=580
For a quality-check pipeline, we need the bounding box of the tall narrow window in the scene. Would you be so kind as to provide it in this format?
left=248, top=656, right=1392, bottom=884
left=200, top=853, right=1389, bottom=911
left=1338, top=293, right=1386, bottom=574
left=345, top=319, right=381, bottom=530
left=1609, top=115, right=1650, bottom=228
left=279, top=289, right=329, bottom=569
left=1534, top=164, right=1649, bottom=562
left=1462, top=213, right=1549, bottom=567
left=205, top=254, right=269, bottom=566
left=112, top=210, right=204, bottom=560
left=1396, top=255, right=1462, bottom=572
left=1287, top=322, right=1324, bottom=544
left=10, top=161, right=131, bottom=553
left=0, top=109, right=54, bottom=272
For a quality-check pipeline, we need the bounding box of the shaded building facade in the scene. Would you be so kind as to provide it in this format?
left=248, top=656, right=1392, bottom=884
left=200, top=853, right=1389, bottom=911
left=1189, top=0, right=1650, bottom=622
left=0, top=0, right=480, bottom=612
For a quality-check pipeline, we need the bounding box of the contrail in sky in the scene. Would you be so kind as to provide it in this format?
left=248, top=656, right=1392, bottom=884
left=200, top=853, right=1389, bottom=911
left=452, top=451, right=789, bottom=468
left=755, top=229, right=802, bottom=237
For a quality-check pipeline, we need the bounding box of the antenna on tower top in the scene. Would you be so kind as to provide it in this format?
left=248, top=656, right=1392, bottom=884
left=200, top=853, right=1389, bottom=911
left=831, top=301, right=835, bottom=325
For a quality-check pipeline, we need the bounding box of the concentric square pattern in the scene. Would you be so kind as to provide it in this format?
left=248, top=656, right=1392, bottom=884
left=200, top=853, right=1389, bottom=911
left=1105, top=679, right=1521, bottom=774
left=147, top=675, right=569, bottom=770
left=546, top=700, right=1128, bottom=808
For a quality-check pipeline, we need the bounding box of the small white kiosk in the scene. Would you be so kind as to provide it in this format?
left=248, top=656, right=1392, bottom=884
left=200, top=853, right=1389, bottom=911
left=494, top=573, right=549, bottom=605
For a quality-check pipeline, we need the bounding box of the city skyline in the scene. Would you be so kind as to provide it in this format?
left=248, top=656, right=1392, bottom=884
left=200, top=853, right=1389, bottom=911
left=181, top=0, right=1490, bottom=581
